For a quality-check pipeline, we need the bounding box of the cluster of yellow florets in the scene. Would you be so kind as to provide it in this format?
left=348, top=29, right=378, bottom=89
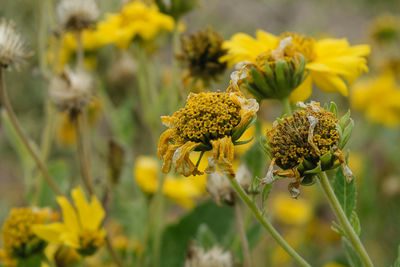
left=173, top=92, right=241, bottom=143
left=279, top=32, right=316, bottom=62
left=78, top=230, right=105, bottom=251
left=267, top=105, right=339, bottom=170
left=1, top=208, right=47, bottom=258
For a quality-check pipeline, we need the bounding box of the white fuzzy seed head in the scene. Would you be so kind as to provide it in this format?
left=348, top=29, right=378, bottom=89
left=56, top=0, right=100, bottom=31
left=49, top=67, right=94, bottom=114
left=0, top=20, right=29, bottom=70
left=206, top=171, right=234, bottom=206
left=185, top=245, right=233, bottom=267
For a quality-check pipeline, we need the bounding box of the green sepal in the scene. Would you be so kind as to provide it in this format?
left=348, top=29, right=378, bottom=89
left=339, top=109, right=351, bottom=130
left=232, top=115, right=257, bottom=142
left=233, top=137, right=254, bottom=146
left=300, top=175, right=316, bottom=186
left=250, top=67, right=271, bottom=97
left=275, top=60, right=289, bottom=96
left=320, top=150, right=335, bottom=170
left=304, top=163, right=322, bottom=174
left=245, top=81, right=264, bottom=102
left=329, top=101, right=338, bottom=117
left=193, top=143, right=212, bottom=152
left=339, top=118, right=354, bottom=149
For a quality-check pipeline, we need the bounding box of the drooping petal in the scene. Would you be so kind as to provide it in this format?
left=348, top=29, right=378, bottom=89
left=230, top=92, right=259, bottom=129
left=210, top=136, right=235, bottom=178
left=172, top=141, right=202, bottom=176
left=56, top=196, right=80, bottom=234
left=289, top=75, right=313, bottom=103
left=157, top=128, right=177, bottom=158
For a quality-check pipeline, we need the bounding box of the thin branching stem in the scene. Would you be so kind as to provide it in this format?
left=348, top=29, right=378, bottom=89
left=233, top=200, right=252, bottom=267
left=0, top=69, right=63, bottom=196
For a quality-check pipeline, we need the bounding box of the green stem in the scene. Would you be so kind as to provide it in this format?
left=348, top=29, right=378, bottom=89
left=152, top=173, right=167, bottom=267
left=281, top=97, right=292, bottom=116
left=0, top=70, right=63, bottom=196
left=228, top=178, right=311, bottom=267
left=317, top=172, right=374, bottom=267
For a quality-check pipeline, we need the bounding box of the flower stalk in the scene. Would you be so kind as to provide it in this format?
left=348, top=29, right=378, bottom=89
left=228, top=177, right=311, bottom=267
left=233, top=200, right=252, bottom=267
left=0, top=69, right=63, bottom=196
left=317, top=171, right=375, bottom=267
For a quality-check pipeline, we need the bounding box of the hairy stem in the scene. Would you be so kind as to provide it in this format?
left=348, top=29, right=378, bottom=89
left=75, top=111, right=94, bottom=195
left=318, top=171, right=375, bottom=267
left=233, top=200, right=252, bottom=267
left=0, top=70, right=63, bottom=196
left=228, top=178, right=311, bottom=267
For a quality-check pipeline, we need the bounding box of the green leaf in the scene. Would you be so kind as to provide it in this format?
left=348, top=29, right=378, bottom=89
left=331, top=221, right=347, bottom=237
left=196, top=224, right=218, bottom=250
left=333, top=168, right=357, bottom=219
left=160, top=201, right=234, bottom=267
left=339, top=110, right=351, bottom=130
left=340, top=118, right=354, bottom=149
left=342, top=237, right=363, bottom=267
left=350, top=211, right=361, bottom=236
left=261, top=183, right=273, bottom=215
left=17, top=254, right=43, bottom=267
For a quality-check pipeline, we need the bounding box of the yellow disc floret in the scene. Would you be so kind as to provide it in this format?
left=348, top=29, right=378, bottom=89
left=279, top=32, right=317, bottom=62
left=1, top=208, right=47, bottom=258
left=172, top=92, right=241, bottom=143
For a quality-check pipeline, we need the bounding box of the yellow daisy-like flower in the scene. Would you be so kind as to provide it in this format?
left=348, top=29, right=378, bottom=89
left=351, top=72, right=400, bottom=126
left=271, top=193, right=313, bottom=225
left=32, top=187, right=106, bottom=256
left=158, top=90, right=258, bottom=178
left=221, top=30, right=370, bottom=102
left=96, top=1, right=175, bottom=49
left=133, top=155, right=206, bottom=209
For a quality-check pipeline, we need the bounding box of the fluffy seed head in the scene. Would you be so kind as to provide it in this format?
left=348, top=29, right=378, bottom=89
left=185, top=244, right=233, bottom=267
left=49, top=68, right=94, bottom=114
left=267, top=102, right=339, bottom=170
left=0, top=20, right=29, bottom=70
left=56, top=0, right=100, bottom=31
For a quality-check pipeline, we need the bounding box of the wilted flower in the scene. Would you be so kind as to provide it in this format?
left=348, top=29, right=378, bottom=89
left=56, top=0, right=100, bottom=31
left=206, top=171, right=235, bottom=205
left=0, top=20, right=29, bottom=70
left=263, top=102, right=354, bottom=197
left=351, top=72, right=400, bottom=126
left=1, top=208, right=50, bottom=261
left=157, top=90, right=258, bottom=178
left=49, top=67, right=94, bottom=116
left=107, top=51, right=137, bottom=87
left=185, top=244, right=233, bottom=267
left=32, top=187, right=106, bottom=256
left=177, top=27, right=227, bottom=85
left=221, top=30, right=370, bottom=102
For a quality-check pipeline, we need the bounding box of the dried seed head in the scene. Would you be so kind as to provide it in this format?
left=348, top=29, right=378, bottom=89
left=49, top=68, right=94, bottom=114
left=206, top=171, right=235, bottom=205
left=56, top=0, right=100, bottom=31
left=0, top=20, right=29, bottom=70
left=185, top=244, right=233, bottom=267
left=177, top=27, right=227, bottom=83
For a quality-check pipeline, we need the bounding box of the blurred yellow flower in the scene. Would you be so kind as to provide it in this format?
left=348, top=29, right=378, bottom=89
left=134, top=156, right=206, bottom=209
left=348, top=152, right=364, bottom=183
left=96, top=1, right=175, bottom=49
left=33, top=187, right=106, bottom=255
left=221, top=30, right=370, bottom=102
left=351, top=72, right=400, bottom=126
left=235, top=121, right=272, bottom=155
left=271, top=193, right=313, bottom=225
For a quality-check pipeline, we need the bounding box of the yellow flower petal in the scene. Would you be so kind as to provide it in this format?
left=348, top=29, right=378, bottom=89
left=289, top=75, right=313, bottom=103
left=71, top=187, right=104, bottom=231
left=56, top=196, right=80, bottom=234
left=310, top=71, right=348, bottom=96
left=32, top=223, right=66, bottom=245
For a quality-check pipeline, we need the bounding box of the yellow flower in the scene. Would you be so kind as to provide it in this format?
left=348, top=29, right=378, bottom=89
left=158, top=90, right=258, bottom=178
left=134, top=156, right=206, bottom=209
left=351, top=72, right=400, bottom=126
left=272, top=193, right=313, bottom=225
left=32, top=187, right=106, bottom=255
left=1, top=207, right=50, bottom=260
left=221, top=30, right=370, bottom=102
left=95, top=1, right=175, bottom=49
left=235, top=121, right=272, bottom=156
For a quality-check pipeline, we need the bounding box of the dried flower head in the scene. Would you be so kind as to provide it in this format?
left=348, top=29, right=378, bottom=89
left=264, top=102, right=354, bottom=198
left=369, top=14, right=400, bottom=44
left=206, top=171, right=235, bottom=205
left=56, top=0, right=100, bottom=31
left=177, top=27, right=227, bottom=84
left=1, top=208, right=50, bottom=259
left=49, top=67, right=94, bottom=115
left=185, top=244, right=233, bottom=267
left=158, top=90, right=258, bottom=178
left=0, top=20, right=29, bottom=70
